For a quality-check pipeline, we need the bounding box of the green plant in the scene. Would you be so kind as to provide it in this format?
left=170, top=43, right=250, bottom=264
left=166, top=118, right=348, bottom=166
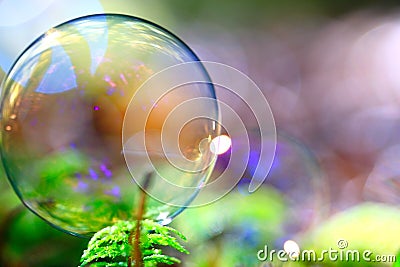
left=79, top=220, right=188, bottom=267
left=79, top=173, right=188, bottom=267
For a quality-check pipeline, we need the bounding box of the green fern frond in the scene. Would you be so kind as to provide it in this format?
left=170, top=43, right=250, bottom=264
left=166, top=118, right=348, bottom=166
left=143, top=254, right=180, bottom=265
left=79, top=220, right=188, bottom=267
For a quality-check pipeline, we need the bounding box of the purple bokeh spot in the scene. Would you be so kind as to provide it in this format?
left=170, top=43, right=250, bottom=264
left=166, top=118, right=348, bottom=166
left=107, top=87, right=115, bottom=95
left=100, top=164, right=113, bottom=178
left=89, top=168, right=98, bottom=180
left=105, top=186, right=121, bottom=198
left=76, top=180, right=89, bottom=192
left=104, top=170, right=112, bottom=178
left=100, top=164, right=107, bottom=171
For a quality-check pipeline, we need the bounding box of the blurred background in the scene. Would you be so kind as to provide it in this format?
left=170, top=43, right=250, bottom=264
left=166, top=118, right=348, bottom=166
left=1, top=0, right=400, bottom=266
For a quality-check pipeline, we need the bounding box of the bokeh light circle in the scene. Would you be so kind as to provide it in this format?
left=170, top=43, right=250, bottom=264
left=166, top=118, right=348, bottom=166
left=0, top=14, right=217, bottom=236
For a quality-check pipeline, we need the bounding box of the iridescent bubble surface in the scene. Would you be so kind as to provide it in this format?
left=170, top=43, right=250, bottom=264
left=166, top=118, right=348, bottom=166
left=0, top=14, right=218, bottom=236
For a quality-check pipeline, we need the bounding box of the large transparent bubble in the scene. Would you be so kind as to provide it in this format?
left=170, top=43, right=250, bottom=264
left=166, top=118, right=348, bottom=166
left=0, top=14, right=219, bottom=236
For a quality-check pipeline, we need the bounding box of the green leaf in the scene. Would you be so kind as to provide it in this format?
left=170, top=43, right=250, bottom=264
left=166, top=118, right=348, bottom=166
left=79, top=220, right=188, bottom=267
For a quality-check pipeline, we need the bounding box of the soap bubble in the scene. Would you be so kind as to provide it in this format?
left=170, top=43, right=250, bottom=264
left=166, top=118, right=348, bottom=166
left=0, top=14, right=219, bottom=236
left=243, top=132, right=329, bottom=237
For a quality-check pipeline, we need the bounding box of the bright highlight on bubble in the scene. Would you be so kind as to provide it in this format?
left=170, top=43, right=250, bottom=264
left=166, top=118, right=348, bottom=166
left=283, top=240, right=300, bottom=258
left=0, top=14, right=218, bottom=236
left=210, top=135, right=232, bottom=155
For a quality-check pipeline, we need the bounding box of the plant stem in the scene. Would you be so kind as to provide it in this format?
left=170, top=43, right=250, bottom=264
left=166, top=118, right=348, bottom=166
left=129, top=172, right=153, bottom=267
